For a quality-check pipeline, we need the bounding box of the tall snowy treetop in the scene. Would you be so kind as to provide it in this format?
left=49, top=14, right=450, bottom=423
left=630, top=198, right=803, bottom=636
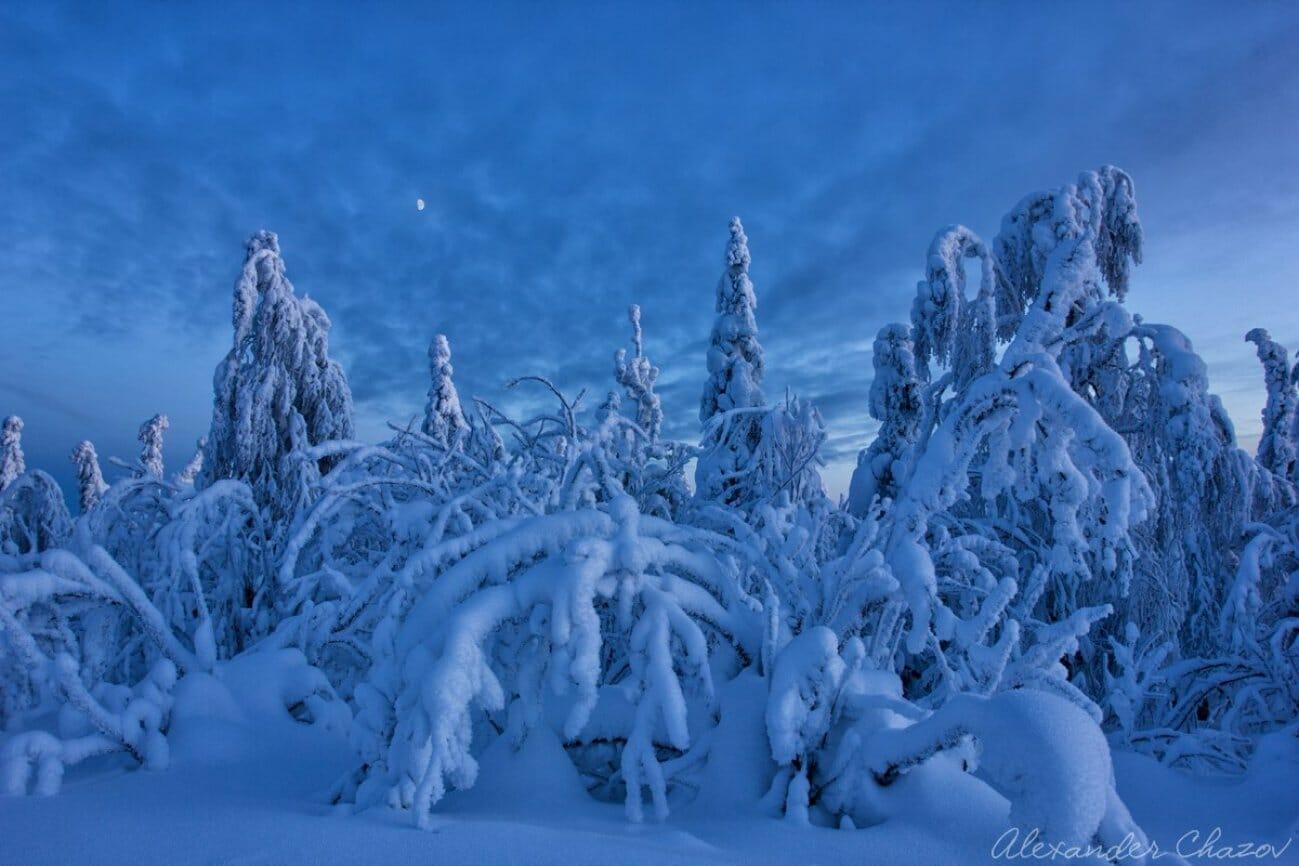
left=994, top=166, right=1144, bottom=348
left=233, top=230, right=282, bottom=342
left=422, top=333, right=469, bottom=447
left=869, top=324, right=922, bottom=425
left=70, top=440, right=108, bottom=513
left=700, top=216, right=765, bottom=423
left=203, top=230, right=355, bottom=518
left=0, top=415, right=24, bottom=491
left=846, top=324, right=923, bottom=515
left=139, top=414, right=169, bottom=478
left=1092, top=165, right=1143, bottom=302
left=1246, top=327, right=1298, bottom=479
left=629, top=303, right=644, bottom=357
left=911, top=225, right=1000, bottom=386
left=614, top=304, right=665, bottom=440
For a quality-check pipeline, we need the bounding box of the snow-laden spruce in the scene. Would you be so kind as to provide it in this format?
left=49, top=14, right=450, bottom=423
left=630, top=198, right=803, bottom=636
left=70, top=441, right=107, bottom=514
left=137, top=414, right=169, bottom=478
left=1247, top=327, right=1299, bottom=481
left=700, top=217, right=764, bottom=422
left=696, top=217, right=768, bottom=506
left=0, top=416, right=25, bottom=490
left=422, top=334, right=469, bottom=448
left=203, top=230, right=355, bottom=523
left=846, top=323, right=922, bottom=516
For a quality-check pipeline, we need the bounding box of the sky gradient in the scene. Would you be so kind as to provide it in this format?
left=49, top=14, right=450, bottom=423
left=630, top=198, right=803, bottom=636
left=4, top=1, right=1299, bottom=498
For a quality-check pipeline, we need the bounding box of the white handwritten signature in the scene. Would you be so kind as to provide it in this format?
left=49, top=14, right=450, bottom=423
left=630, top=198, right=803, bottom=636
left=991, top=827, right=1294, bottom=861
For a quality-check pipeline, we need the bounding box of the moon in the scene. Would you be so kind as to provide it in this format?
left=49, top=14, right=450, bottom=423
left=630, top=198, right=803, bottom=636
left=416, top=198, right=425, bottom=211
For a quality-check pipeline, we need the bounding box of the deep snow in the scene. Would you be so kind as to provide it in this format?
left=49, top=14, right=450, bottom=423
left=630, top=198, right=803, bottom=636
left=1, top=676, right=1294, bottom=866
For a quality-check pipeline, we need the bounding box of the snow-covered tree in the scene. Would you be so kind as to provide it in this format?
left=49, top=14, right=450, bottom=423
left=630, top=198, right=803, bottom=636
left=1118, top=322, right=1263, bottom=660
left=874, top=171, right=1150, bottom=672
left=910, top=225, right=1000, bottom=390
left=847, top=324, right=922, bottom=516
left=993, top=165, right=1142, bottom=350
left=697, top=218, right=768, bottom=506
left=851, top=166, right=1294, bottom=771
left=0, top=417, right=72, bottom=556
left=700, top=217, right=765, bottom=422
left=137, top=414, right=168, bottom=478
left=202, top=230, right=354, bottom=520
left=616, top=305, right=663, bottom=440
left=174, top=437, right=205, bottom=486
left=70, top=441, right=108, bottom=513
left=422, top=334, right=469, bottom=448
left=1246, top=328, right=1298, bottom=480
left=602, top=306, right=690, bottom=518
left=0, top=415, right=25, bottom=491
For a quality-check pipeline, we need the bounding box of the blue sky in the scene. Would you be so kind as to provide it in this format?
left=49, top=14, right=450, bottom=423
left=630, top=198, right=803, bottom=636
left=3, top=1, right=1299, bottom=498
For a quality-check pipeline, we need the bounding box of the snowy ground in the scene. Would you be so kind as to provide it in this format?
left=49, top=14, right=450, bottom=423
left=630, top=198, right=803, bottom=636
left=2, top=682, right=1295, bottom=866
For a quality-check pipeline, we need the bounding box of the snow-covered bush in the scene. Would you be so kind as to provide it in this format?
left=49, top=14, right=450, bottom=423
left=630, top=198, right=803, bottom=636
left=272, top=428, right=528, bottom=697
left=334, top=487, right=763, bottom=827
left=1129, top=514, right=1299, bottom=772
left=0, top=532, right=192, bottom=789
left=316, top=371, right=764, bottom=826
left=761, top=627, right=1155, bottom=858
left=0, top=461, right=314, bottom=792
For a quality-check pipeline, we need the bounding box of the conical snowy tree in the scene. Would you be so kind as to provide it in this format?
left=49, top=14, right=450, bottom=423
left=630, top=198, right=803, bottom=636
left=696, top=217, right=769, bottom=506
left=202, top=231, right=354, bottom=520
left=0, top=415, right=25, bottom=491
left=70, top=440, right=108, bottom=513
left=421, top=334, right=469, bottom=448
left=138, top=414, right=169, bottom=478
left=1246, top=328, right=1298, bottom=480
left=700, top=217, right=765, bottom=422
left=847, top=323, right=923, bottom=515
